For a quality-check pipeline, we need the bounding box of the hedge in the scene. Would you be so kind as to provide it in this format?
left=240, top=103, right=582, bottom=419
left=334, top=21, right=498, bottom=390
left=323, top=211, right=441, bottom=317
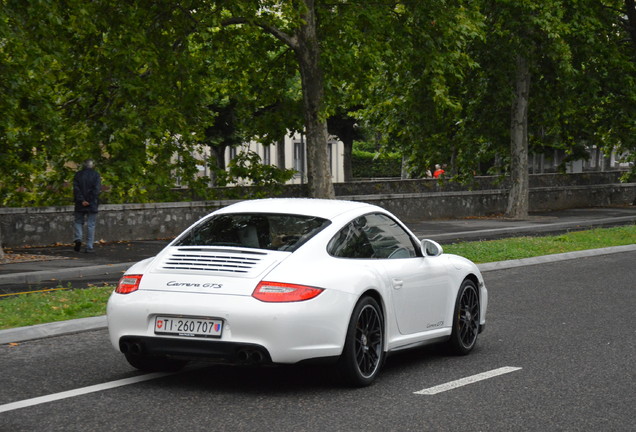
left=351, top=149, right=402, bottom=178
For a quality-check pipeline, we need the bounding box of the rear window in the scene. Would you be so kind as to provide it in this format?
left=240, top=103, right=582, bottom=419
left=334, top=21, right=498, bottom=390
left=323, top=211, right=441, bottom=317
left=175, top=213, right=331, bottom=252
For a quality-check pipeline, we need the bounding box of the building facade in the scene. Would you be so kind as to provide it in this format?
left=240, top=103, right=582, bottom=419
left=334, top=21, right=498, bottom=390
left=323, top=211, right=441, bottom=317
left=194, top=132, right=345, bottom=185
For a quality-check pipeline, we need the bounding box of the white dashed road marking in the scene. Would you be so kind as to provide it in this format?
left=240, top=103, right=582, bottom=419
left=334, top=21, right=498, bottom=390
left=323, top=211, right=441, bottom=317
left=0, top=372, right=172, bottom=414
left=1, top=366, right=523, bottom=412
left=414, top=366, right=522, bottom=395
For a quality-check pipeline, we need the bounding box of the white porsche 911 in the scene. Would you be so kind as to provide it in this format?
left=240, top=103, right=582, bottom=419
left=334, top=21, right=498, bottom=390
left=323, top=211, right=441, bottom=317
left=107, top=198, right=487, bottom=386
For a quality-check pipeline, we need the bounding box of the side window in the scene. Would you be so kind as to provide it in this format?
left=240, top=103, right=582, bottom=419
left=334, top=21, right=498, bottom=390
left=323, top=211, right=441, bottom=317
left=327, top=213, right=418, bottom=259
left=327, top=217, right=375, bottom=258
left=364, top=213, right=417, bottom=258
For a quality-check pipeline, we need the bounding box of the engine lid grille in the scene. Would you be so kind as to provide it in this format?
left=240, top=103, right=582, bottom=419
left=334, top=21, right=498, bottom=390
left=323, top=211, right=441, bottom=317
left=156, top=247, right=280, bottom=276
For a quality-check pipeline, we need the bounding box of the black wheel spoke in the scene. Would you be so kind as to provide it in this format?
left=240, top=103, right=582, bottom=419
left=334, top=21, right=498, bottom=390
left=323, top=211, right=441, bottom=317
left=340, top=296, right=385, bottom=386
left=354, top=304, right=383, bottom=377
left=458, top=283, right=479, bottom=348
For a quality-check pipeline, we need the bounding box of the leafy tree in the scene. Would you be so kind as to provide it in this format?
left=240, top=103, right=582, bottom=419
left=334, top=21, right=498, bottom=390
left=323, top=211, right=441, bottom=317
left=416, top=0, right=636, bottom=217
left=359, top=1, right=485, bottom=178
left=328, top=108, right=363, bottom=182
left=481, top=0, right=636, bottom=216
left=0, top=0, right=218, bottom=205
left=215, top=150, right=295, bottom=197
left=623, top=0, right=636, bottom=57
left=203, top=100, right=243, bottom=177
left=2, top=0, right=635, bottom=213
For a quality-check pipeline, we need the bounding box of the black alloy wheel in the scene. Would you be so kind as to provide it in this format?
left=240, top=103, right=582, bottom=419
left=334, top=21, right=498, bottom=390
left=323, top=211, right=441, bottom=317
left=448, top=279, right=480, bottom=355
left=338, top=296, right=385, bottom=387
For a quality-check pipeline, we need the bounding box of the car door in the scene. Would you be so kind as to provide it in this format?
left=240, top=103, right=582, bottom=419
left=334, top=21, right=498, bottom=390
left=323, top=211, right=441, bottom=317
left=327, top=213, right=452, bottom=335
left=381, top=253, right=451, bottom=335
left=360, top=213, right=451, bottom=335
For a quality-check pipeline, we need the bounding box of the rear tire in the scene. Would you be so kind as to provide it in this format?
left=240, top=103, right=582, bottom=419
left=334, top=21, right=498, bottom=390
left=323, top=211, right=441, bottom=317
left=447, top=279, right=480, bottom=355
left=124, top=353, right=188, bottom=372
left=338, top=296, right=385, bottom=387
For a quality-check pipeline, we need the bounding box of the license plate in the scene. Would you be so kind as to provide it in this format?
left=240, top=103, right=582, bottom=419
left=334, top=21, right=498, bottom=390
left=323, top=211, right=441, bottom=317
left=154, top=316, right=223, bottom=338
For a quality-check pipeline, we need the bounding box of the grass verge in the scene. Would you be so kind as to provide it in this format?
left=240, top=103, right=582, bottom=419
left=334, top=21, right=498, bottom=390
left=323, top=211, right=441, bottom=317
left=0, top=286, right=113, bottom=330
left=0, top=225, right=634, bottom=330
left=443, top=225, right=636, bottom=263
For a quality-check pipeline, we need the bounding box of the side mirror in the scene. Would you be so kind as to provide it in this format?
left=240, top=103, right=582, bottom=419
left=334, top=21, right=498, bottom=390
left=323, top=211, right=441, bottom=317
left=421, top=239, right=443, bottom=257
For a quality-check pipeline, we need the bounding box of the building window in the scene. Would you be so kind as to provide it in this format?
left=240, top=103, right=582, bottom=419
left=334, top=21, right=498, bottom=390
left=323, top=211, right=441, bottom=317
left=263, top=145, right=271, bottom=165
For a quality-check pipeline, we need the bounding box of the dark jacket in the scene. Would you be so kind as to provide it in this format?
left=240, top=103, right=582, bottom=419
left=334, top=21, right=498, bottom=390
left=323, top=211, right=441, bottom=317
left=73, top=168, right=101, bottom=213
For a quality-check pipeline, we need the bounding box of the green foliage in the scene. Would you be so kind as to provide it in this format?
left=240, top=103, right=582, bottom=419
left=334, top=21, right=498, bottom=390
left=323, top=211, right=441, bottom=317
left=0, top=1, right=216, bottom=206
left=215, top=150, right=296, bottom=198
left=0, top=0, right=635, bottom=208
left=0, top=285, right=113, bottom=329
left=359, top=1, right=485, bottom=173
left=351, top=149, right=401, bottom=178
left=456, top=0, right=636, bottom=177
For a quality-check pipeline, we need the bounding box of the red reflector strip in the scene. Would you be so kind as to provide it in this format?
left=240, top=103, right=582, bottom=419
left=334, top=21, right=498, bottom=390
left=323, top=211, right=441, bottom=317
left=252, top=281, right=324, bottom=302
left=116, top=274, right=142, bottom=294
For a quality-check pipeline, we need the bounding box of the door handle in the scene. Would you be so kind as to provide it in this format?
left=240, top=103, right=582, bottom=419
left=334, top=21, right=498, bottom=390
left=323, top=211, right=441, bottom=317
left=392, top=279, right=403, bottom=289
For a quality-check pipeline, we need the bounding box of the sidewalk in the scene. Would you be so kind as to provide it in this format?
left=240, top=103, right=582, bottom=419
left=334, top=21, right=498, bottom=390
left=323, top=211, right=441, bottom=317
left=1, top=206, right=635, bottom=344
left=0, top=239, right=168, bottom=286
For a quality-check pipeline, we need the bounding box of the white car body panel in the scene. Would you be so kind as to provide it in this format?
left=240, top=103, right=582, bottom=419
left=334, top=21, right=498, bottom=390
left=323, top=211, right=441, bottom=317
left=107, top=287, right=355, bottom=363
left=137, top=247, right=291, bottom=296
left=381, top=255, right=451, bottom=334
left=107, top=198, right=487, bottom=367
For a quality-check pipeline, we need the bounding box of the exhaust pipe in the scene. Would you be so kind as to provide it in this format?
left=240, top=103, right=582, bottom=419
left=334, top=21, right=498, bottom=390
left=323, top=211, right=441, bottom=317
left=237, top=349, right=250, bottom=362
left=237, top=349, right=264, bottom=364
left=119, top=341, right=130, bottom=353
left=119, top=340, right=144, bottom=355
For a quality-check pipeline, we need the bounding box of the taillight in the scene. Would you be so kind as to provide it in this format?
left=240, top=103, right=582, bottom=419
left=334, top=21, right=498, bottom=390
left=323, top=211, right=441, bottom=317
left=116, top=274, right=143, bottom=294
left=252, top=281, right=324, bottom=302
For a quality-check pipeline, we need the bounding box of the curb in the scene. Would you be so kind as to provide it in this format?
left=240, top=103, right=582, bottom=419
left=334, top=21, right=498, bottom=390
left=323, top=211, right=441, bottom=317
left=476, top=244, right=636, bottom=272
left=2, top=244, right=634, bottom=345
left=430, top=215, right=636, bottom=242
left=0, top=316, right=107, bottom=345
left=0, top=262, right=135, bottom=285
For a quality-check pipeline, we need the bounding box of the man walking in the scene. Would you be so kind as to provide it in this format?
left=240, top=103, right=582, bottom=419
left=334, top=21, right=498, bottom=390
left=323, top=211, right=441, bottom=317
left=73, top=159, right=101, bottom=253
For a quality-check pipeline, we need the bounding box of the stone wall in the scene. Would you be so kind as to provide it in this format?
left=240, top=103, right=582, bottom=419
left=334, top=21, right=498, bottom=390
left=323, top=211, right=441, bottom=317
left=1, top=172, right=634, bottom=247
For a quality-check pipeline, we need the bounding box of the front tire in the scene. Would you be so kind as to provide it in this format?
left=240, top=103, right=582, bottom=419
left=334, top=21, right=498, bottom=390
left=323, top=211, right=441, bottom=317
left=338, top=296, right=385, bottom=387
left=447, top=279, right=480, bottom=355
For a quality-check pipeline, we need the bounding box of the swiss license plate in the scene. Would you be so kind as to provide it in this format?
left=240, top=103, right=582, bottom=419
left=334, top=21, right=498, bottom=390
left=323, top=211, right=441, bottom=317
left=154, top=316, right=223, bottom=338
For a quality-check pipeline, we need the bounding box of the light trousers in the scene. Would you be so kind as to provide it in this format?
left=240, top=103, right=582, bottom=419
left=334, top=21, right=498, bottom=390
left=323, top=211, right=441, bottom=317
left=74, top=212, right=97, bottom=249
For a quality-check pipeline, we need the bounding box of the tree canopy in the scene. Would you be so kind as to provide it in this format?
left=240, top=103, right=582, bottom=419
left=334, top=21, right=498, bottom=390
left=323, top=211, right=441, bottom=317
left=1, top=0, right=634, bottom=211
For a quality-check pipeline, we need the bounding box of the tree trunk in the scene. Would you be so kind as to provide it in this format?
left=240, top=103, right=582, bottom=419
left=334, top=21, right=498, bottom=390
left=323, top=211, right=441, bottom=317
left=277, top=137, right=286, bottom=169
left=0, top=223, right=5, bottom=261
left=327, top=113, right=358, bottom=183
left=625, top=0, right=636, bottom=57
left=294, top=0, right=335, bottom=199
left=342, top=139, right=353, bottom=182
left=506, top=55, right=530, bottom=218
left=401, top=154, right=410, bottom=179
left=206, top=144, right=227, bottom=187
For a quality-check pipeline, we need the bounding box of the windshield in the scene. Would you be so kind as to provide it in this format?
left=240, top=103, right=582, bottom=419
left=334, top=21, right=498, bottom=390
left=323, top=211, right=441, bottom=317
left=175, top=213, right=331, bottom=252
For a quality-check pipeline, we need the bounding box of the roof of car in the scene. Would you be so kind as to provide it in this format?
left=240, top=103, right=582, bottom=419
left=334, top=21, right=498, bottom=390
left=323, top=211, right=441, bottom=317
left=215, top=198, right=379, bottom=220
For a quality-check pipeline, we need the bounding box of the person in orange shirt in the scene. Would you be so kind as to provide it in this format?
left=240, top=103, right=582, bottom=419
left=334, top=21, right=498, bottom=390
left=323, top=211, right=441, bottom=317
left=433, top=164, right=445, bottom=178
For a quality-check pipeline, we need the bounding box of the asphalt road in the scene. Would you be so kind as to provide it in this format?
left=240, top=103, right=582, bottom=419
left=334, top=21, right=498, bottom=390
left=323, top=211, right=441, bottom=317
left=1, top=252, right=634, bottom=431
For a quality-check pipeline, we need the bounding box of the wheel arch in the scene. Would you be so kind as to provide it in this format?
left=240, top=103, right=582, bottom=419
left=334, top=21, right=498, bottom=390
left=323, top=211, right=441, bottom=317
left=463, top=272, right=486, bottom=308
left=464, top=273, right=480, bottom=290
